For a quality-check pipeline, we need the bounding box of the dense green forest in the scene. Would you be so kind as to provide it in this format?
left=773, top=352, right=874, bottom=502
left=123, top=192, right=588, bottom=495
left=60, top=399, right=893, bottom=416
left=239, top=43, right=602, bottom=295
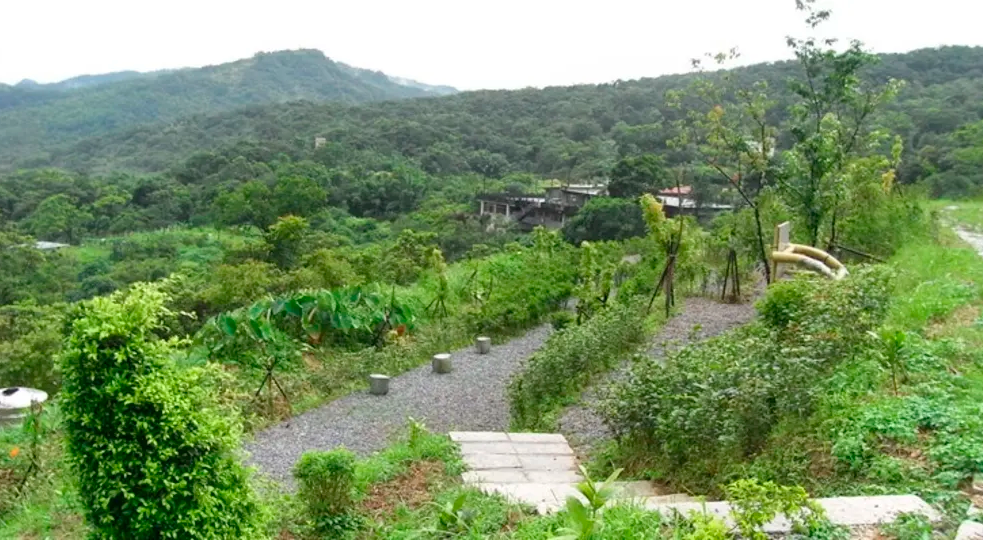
left=0, top=46, right=979, bottom=199
left=0, top=49, right=454, bottom=169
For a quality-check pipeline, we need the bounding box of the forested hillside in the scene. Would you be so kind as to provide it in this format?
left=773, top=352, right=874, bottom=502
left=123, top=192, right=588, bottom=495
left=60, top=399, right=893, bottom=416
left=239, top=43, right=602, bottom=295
left=12, top=46, right=983, bottom=197
left=0, top=49, right=453, bottom=168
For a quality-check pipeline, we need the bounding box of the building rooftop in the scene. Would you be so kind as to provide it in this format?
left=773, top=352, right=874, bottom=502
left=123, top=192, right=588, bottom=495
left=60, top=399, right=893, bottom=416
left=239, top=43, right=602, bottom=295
left=658, top=185, right=693, bottom=196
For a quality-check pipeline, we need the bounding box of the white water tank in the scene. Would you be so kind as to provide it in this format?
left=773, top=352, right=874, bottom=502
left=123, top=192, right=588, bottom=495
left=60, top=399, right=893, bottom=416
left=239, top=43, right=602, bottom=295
left=0, top=387, right=47, bottom=426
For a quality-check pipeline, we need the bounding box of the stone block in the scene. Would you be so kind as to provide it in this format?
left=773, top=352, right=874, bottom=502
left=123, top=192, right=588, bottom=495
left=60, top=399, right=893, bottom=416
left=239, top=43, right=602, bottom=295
left=609, top=481, right=658, bottom=498
left=518, top=454, right=577, bottom=471
left=512, top=442, right=574, bottom=456
left=550, top=484, right=588, bottom=505
left=479, top=483, right=558, bottom=507
left=956, top=521, right=983, bottom=540
left=449, top=431, right=509, bottom=442
left=813, top=495, right=940, bottom=528
left=507, top=433, right=568, bottom=444
left=432, top=353, right=452, bottom=374
left=459, top=442, right=516, bottom=455
left=463, top=453, right=521, bottom=470
left=462, top=470, right=527, bottom=484
left=641, top=493, right=698, bottom=505
left=368, top=374, right=389, bottom=395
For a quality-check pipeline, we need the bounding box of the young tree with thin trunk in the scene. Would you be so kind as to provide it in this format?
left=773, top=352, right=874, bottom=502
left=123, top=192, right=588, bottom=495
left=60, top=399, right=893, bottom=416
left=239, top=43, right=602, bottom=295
left=668, top=50, right=778, bottom=283
left=781, top=0, right=904, bottom=248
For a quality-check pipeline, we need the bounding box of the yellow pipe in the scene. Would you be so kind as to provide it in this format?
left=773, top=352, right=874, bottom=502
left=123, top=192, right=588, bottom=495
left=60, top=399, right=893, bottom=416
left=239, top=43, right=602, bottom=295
left=787, top=244, right=846, bottom=272
left=770, top=245, right=848, bottom=280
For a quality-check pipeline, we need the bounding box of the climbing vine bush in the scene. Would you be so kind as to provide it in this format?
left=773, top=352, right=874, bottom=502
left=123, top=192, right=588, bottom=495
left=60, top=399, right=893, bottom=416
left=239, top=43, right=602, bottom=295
left=60, top=283, right=263, bottom=539
left=509, top=300, right=647, bottom=431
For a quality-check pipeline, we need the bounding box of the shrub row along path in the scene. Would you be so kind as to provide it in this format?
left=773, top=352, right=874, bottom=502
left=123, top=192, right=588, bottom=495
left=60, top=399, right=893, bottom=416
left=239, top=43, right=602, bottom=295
left=559, top=297, right=757, bottom=453
left=246, top=325, right=552, bottom=483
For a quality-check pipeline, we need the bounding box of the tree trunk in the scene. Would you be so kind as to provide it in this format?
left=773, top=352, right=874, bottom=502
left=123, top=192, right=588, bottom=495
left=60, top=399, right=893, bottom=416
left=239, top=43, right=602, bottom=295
left=827, top=206, right=838, bottom=252
left=753, top=206, right=772, bottom=284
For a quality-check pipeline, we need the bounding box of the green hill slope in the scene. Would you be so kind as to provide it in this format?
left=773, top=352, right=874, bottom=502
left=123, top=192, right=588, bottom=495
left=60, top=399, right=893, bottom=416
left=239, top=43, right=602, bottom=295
left=0, top=49, right=452, bottom=167
left=24, top=46, right=983, bottom=197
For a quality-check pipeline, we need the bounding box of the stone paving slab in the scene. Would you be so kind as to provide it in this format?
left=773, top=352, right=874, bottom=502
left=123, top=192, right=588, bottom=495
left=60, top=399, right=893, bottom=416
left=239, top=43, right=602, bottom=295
left=955, top=520, right=983, bottom=540
left=459, top=442, right=517, bottom=454
left=463, top=453, right=521, bottom=470
left=450, top=431, right=511, bottom=442
left=507, top=433, right=568, bottom=443
left=517, top=454, right=578, bottom=471
left=462, top=469, right=584, bottom=484
left=645, top=495, right=940, bottom=532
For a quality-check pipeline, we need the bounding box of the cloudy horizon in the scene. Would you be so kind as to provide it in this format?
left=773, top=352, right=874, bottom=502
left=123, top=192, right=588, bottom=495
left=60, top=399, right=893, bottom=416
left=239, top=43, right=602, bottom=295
left=3, top=0, right=981, bottom=91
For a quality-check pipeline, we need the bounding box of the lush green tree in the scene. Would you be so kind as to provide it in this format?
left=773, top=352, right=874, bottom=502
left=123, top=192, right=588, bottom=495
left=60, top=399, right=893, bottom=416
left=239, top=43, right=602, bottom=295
left=381, top=229, right=438, bottom=284
left=212, top=180, right=276, bottom=229
left=0, top=229, right=44, bottom=305
left=562, top=197, right=646, bottom=244
left=265, top=215, right=311, bottom=269
left=608, top=154, right=667, bottom=198
left=273, top=175, right=327, bottom=217
left=21, top=193, right=92, bottom=243
left=203, top=260, right=282, bottom=312
left=668, top=50, right=778, bottom=282
left=781, top=1, right=904, bottom=246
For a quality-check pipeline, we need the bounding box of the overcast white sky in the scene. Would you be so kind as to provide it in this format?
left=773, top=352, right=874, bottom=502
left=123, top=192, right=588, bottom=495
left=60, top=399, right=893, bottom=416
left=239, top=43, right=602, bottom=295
left=2, top=0, right=981, bottom=90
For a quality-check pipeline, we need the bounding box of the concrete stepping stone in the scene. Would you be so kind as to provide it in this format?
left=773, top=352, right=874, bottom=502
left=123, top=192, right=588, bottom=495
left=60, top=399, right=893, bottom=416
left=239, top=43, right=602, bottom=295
left=955, top=520, right=983, bottom=540
left=454, top=432, right=942, bottom=525
left=454, top=431, right=667, bottom=513
left=644, top=495, right=940, bottom=532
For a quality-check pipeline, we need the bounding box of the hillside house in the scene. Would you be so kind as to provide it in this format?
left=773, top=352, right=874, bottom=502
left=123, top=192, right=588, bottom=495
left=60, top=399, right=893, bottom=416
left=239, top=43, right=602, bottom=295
left=477, top=184, right=607, bottom=230
left=656, top=185, right=732, bottom=218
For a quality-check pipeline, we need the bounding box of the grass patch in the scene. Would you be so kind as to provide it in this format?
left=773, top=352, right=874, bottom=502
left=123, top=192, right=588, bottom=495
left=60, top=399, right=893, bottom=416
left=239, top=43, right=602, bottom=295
left=931, top=199, right=983, bottom=232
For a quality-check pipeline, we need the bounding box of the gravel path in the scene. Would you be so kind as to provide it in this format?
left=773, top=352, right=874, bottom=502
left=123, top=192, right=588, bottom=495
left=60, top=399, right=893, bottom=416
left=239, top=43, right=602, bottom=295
left=559, top=296, right=757, bottom=452
left=245, top=325, right=552, bottom=483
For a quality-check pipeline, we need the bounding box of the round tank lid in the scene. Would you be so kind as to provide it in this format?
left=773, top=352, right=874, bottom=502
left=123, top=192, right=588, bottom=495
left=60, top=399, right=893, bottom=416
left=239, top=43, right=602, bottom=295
left=0, top=387, right=48, bottom=409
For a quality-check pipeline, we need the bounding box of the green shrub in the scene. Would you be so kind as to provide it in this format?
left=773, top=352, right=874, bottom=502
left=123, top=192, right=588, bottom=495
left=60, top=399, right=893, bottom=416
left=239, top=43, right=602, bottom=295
left=462, top=248, right=576, bottom=334
left=550, top=311, right=576, bottom=331
left=293, top=448, right=359, bottom=535
left=60, top=283, right=263, bottom=539
left=602, top=268, right=894, bottom=490
left=726, top=479, right=840, bottom=540
left=509, top=300, right=647, bottom=430
left=879, top=512, right=935, bottom=540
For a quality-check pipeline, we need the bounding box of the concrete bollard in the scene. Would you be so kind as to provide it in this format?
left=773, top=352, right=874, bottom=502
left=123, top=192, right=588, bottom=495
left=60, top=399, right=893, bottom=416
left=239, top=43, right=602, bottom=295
left=432, top=353, right=452, bottom=374
left=368, top=374, right=390, bottom=395
left=475, top=336, right=492, bottom=354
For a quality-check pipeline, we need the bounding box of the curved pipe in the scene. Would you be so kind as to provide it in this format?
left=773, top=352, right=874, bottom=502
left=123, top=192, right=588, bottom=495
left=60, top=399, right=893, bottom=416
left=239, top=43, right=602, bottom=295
left=771, top=244, right=848, bottom=280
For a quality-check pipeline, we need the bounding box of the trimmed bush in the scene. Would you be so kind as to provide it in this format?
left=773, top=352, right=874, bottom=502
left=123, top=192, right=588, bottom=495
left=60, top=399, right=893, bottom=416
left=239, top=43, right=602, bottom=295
left=509, top=300, right=647, bottom=430
left=294, top=448, right=358, bottom=535
left=60, top=283, right=263, bottom=539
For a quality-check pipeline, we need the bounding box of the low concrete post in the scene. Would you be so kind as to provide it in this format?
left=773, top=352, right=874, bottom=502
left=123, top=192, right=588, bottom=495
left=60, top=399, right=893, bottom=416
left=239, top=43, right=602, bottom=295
left=475, top=336, right=492, bottom=354
left=368, top=374, right=390, bottom=395
left=432, top=353, right=452, bottom=374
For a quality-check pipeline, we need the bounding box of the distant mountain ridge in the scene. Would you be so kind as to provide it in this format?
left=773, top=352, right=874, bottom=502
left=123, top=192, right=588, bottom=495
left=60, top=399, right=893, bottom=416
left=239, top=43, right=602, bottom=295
left=0, top=49, right=455, bottom=167
left=16, top=70, right=149, bottom=90
left=16, top=45, right=983, bottom=187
